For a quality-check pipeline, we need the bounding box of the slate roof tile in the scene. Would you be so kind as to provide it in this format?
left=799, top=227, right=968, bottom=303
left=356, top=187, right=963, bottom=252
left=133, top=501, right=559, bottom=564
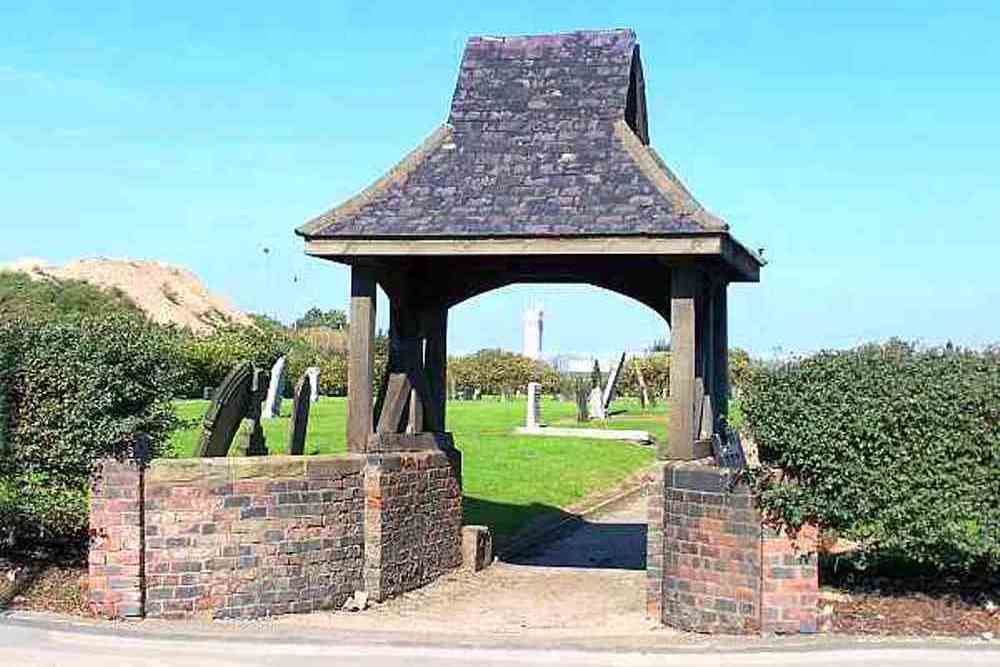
left=299, top=29, right=727, bottom=239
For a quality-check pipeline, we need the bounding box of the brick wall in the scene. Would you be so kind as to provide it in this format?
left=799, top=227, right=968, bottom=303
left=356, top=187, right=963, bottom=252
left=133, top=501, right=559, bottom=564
left=142, top=455, right=366, bottom=619
left=364, top=449, right=463, bottom=601
left=88, top=449, right=464, bottom=620
left=88, top=458, right=144, bottom=618
left=646, top=461, right=819, bottom=635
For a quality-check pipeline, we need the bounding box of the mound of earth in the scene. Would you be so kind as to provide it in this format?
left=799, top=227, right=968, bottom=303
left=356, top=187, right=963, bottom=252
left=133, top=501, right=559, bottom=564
left=2, top=257, right=251, bottom=333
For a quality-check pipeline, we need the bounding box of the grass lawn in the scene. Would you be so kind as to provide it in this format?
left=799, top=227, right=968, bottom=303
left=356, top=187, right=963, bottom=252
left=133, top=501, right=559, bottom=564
left=169, top=397, right=660, bottom=541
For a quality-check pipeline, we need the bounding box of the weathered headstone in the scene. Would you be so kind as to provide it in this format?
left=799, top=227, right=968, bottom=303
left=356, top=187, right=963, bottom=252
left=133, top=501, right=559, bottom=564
left=525, top=382, right=542, bottom=429
left=287, top=371, right=313, bottom=455
left=262, top=356, right=286, bottom=419
left=232, top=368, right=269, bottom=456
left=202, top=386, right=214, bottom=400
left=194, top=362, right=269, bottom=457
left=588, top=386, right=605, bottom=420
left=305, top=366, right=321, bottom=403
left=601, top=351, right=626, bottom=413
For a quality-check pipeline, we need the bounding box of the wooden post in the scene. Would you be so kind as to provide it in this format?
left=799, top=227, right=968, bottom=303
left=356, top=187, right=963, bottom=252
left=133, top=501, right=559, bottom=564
left=421, top=306, right=448, bottom=432
left=667, top=267, right=698, bottom=459
left=347, top=266, right=377, bottom=453
left=711, top=281, right=729, bottom=433
left=700, top=285, right=715, bottom=437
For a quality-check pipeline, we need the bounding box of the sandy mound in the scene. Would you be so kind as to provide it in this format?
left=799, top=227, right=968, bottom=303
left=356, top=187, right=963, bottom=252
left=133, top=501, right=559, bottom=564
left=2, top=257, right=252, bottom=333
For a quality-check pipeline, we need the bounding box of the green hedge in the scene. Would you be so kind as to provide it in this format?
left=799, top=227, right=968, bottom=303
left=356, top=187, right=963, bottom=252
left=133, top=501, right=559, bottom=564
left=742, top=341, right=1000, bottom=572
left=0, top=314, right=178, bottom=547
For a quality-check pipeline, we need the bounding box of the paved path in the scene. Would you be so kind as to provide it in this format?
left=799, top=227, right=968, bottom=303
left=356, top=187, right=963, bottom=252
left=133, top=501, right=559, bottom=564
left=281, top=492, right=656, bottom=638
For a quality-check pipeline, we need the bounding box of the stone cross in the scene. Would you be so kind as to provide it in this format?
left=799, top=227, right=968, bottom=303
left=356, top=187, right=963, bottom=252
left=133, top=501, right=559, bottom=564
left=305, top=366, right=320, bottom=403
left=262, top=356, right=286, bottom=419
left=525, top=382, right=542, bottom=429
left=287, top=371, right=313, bottom=455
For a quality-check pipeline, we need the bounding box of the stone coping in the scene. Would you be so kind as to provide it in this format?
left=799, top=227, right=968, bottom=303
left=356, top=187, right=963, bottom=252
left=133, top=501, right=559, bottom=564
left=144, top=448, right=462, bottom=484
left=145, top=454, right=367, bottom=483
left=661, top=459, right=747, bottom=494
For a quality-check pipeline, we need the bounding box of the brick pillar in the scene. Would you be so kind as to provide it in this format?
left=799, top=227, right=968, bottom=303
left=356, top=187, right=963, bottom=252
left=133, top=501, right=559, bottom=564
left=646, top=461, right=820, bottom=635
left=88, top=458, right=145, bottom=618
left=761, top=524, right=819, bottom=634
left=362, top=447, right=462, bottom=603
left=645, top=463, right=666, bottom=620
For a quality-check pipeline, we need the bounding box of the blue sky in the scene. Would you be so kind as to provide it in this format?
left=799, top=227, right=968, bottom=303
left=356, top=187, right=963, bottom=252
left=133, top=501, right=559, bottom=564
left=1, top=2, right=997, bottom=357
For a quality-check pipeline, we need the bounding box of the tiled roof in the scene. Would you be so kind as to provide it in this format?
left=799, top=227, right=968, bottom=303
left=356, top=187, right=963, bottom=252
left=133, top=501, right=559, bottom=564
left=299, top=29, right=727, bottom=239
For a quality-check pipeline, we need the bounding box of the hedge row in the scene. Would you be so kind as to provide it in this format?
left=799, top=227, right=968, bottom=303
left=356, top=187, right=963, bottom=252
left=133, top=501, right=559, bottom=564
left=0, top=314, right=178, bottom=547
left=742, top=341, right=1000, bottom=573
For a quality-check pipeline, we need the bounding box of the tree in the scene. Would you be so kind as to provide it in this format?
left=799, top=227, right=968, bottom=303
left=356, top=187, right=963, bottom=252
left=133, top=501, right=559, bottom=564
left=295, top=307, right=347, bottom=330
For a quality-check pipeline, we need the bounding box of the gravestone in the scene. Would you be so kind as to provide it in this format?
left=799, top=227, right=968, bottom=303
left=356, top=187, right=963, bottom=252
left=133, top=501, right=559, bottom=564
left=305, top=366, right=321, bottom=403
left=202, top=386, right=214, bottom=400
left=194, top=362, right=270, bottom=457
left=287, top=371, right=313, bottom=455
left=601, top=351, right=626, bottom=413
left=262, top=356, right=286, bottom=419
left=232, top=368, right=269, bottom=456
left=588, top=386, right=605, bottom=420
left=525, top=382, right=542, bottom=429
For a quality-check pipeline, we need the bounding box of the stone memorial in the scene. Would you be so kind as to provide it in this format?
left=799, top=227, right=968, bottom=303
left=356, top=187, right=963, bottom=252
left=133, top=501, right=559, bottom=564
left=202, top=386, right=213, bottom=400
left=262, top=355, right=286, bottom=419
left=287, top=371, right=313, bottom=455
left=601, top=351, right=626, bottom=414
left=305, top=366, right=321, bottom=403
left=587, top=386, right=606, bottom=420
left=233, top=368, right=269, bottom=456
left=194, top=362, right=270, bottom=457
left=525, top=382, right=542, bottom=429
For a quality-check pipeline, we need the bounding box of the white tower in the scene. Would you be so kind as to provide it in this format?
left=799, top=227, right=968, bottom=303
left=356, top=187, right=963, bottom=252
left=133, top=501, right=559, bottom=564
left=522, top=304, right=544, bottom=360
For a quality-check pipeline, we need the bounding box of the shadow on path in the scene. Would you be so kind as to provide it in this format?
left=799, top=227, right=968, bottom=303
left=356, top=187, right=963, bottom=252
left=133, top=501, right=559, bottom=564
left=464, top=496, right=647, bottom=571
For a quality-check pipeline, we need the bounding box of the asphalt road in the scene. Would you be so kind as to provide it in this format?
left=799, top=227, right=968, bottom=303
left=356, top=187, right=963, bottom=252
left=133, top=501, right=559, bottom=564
left=2, top=617, right=998, bottom=667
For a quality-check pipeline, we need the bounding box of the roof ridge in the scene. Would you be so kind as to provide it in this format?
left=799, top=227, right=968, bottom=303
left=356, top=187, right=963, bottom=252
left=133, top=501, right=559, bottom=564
left=612, top=119, right=729, bottom=232
left=470, top=28, right=634, bottom=41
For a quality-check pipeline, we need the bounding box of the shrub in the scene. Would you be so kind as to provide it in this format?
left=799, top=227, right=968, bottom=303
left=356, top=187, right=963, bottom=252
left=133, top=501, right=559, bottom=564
left=742, top=341, right=1000, bottom=572
left=0, top=271, right=143, bottom=322
left=0, top=314, right=179, bottom=546
left=295, top=307, right=347, bottom=330
left=618, top=353, right=671, bottom=401
left=448, top=349, right=555, bottom=396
